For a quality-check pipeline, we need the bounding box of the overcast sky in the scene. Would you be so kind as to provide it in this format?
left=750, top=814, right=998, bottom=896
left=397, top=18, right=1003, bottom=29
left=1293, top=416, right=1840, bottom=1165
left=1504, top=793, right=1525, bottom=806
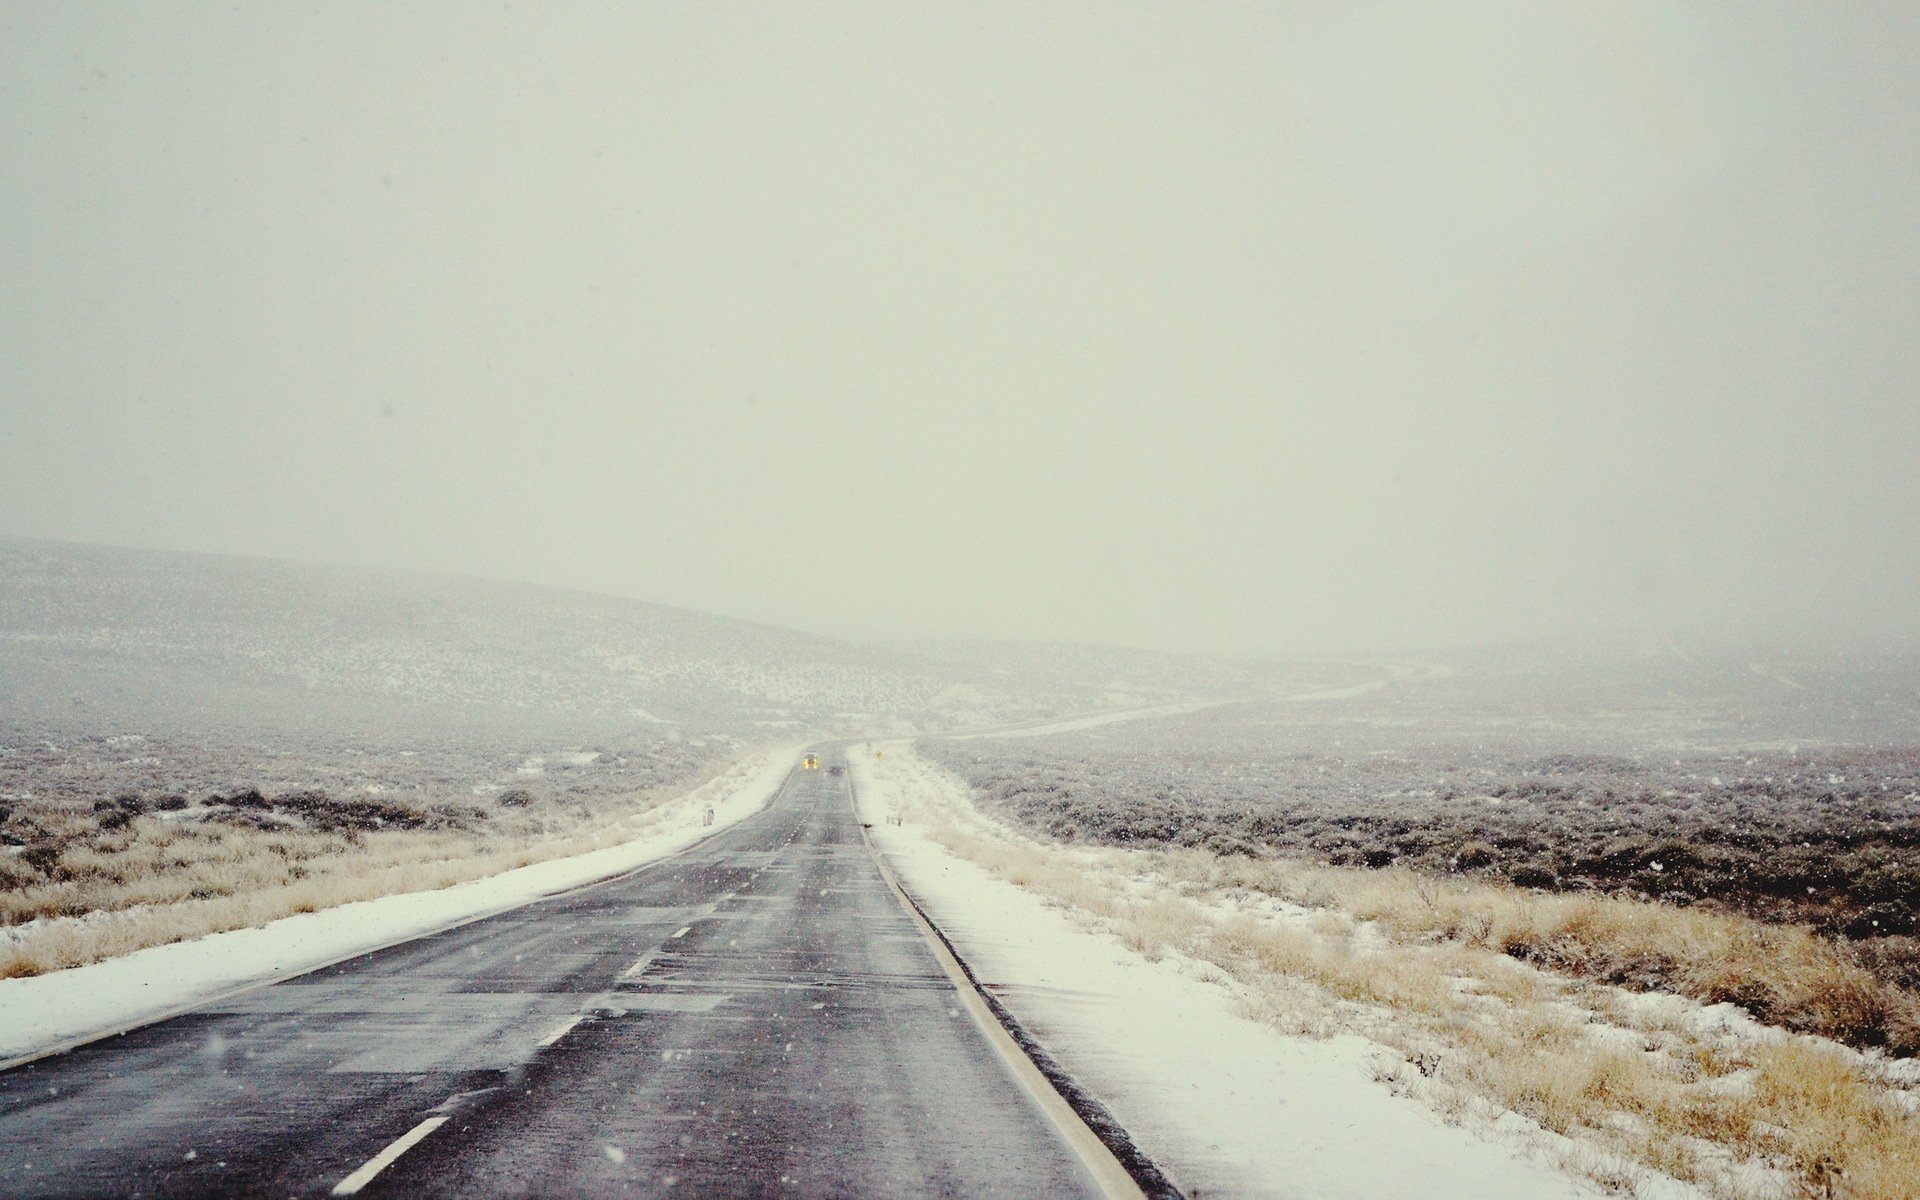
left=2, top=3, right=1916, bottom=656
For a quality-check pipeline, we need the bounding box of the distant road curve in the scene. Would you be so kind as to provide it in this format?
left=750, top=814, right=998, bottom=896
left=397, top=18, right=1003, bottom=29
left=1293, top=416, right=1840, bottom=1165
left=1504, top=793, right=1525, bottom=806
left=943, top=659, right=1452, bottom=742
left=944, top=699, right=1232, bottom=741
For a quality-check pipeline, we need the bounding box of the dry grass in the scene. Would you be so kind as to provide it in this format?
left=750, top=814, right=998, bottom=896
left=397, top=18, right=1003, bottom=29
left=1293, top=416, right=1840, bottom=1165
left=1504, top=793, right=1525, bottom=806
left=0, top=768, right=741, bottom=979
left=876, top=749, right=1920, bottom=1200
left=1176, top=855, right=1920, bottom=1056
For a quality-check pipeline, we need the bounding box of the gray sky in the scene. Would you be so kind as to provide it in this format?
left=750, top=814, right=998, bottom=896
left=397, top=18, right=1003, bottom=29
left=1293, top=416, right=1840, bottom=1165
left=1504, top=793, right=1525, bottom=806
left=3, top=2, right=1916, bottom=656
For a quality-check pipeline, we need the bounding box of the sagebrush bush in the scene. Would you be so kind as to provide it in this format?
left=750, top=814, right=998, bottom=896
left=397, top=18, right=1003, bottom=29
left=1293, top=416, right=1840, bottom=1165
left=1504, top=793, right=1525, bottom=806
left=872, top=741, right=1920, bottom=1200
left=0, top=733, right=726, bottom=975
left=922, top=736, right=1920, bottom=1012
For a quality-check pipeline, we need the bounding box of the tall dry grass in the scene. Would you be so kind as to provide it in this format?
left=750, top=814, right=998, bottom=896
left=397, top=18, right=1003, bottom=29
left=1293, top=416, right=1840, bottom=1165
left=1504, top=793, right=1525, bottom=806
left=0, top=770, right=736, bottom=979
left=1169, top=853, right=1920, bottom=1056
left=877, top=751, right=1920, bottom=1200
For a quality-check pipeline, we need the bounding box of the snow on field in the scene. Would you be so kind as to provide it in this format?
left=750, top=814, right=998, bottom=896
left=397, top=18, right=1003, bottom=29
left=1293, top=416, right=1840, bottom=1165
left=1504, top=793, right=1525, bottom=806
left=0, top=744, right=801, bottom=1066
left=946, top=700, right=1230, bottom=740
left=0, top=539, right=1273, bottom=747
left=851, top=741, right=1634, bottom=1200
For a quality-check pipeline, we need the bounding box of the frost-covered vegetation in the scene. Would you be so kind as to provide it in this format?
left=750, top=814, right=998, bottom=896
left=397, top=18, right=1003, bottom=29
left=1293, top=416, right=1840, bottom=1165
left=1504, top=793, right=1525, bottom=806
left=0, top=725, right=724, bottom=975
left=923, top=640, right=1920, bottom=1053
left=928, top=739, right=1920, bottom=977
left=868, top=743, right=1920, bottom=1200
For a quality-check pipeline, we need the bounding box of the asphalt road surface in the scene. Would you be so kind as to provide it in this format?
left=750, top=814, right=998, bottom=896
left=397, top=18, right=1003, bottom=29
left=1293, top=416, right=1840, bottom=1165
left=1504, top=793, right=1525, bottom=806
left=0, top=752, right=1119, bottom=1198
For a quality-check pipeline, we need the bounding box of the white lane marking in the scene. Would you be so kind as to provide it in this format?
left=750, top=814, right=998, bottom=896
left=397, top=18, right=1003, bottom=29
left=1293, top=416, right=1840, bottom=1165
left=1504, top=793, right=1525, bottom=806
left=618, top=950, right=660, bottom=981
left=537, top=1014, right=586, bottom=1047
left=331, top=1115, right=449, bottom=1195
left=671, top=926, right=692, bottom=939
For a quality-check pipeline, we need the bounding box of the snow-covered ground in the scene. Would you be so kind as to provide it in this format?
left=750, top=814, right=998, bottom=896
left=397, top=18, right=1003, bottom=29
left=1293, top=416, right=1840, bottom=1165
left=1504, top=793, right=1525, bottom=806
left=0, top=538, right=1267, bottom=745
left=851, top=740, right=1660, bottom=1200
left=0, top=744, right=801, bottom=1066
left=945, top=700, right=1231, bottom=741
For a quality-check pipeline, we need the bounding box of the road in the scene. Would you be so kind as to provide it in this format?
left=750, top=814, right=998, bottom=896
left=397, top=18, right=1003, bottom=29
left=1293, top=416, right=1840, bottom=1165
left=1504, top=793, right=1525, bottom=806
left=0, top=751, right=1122, bottom=1198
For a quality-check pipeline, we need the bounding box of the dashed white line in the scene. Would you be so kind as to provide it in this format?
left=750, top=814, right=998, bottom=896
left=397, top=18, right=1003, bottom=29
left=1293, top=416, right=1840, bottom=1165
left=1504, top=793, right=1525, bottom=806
left=537, top=1014, right=586, bottom=1047
left=671, top=926, right=692, bottom=939
left=330, top=1115, right=449, bottom=1195
left=618, top=950, right=660, bottom=981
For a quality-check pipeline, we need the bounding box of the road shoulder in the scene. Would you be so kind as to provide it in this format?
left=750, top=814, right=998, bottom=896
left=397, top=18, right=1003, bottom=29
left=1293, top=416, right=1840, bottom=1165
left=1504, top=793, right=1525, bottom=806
left=849, top=740, right=1609, bottom=1200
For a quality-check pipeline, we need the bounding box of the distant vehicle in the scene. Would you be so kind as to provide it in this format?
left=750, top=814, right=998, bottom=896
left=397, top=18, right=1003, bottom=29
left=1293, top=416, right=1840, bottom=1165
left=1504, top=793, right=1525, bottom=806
left=827, top=764, right=844, bottom=776
left=802, top=754, right=820, bottom=770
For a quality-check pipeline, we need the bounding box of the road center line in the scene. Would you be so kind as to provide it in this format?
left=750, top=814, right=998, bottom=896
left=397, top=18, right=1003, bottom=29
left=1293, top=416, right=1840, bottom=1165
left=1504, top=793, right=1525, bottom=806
left=536, top=1014, right=586, bottom=1047
left=330, top=1115, right=449, bottom=1195
left=618, top=950, right=660, bottom=981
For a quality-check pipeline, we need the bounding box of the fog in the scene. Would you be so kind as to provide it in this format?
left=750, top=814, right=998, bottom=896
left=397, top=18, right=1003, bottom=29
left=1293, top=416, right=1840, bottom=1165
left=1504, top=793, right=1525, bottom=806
left=2, top=3, right=1915, bottom=657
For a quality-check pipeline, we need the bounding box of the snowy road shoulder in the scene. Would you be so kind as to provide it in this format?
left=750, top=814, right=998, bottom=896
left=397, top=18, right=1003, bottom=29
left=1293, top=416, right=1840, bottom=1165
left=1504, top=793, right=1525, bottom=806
left=850, top=741, right=1606, bottom=1200
left=0, top=744, right=802, bottom=1066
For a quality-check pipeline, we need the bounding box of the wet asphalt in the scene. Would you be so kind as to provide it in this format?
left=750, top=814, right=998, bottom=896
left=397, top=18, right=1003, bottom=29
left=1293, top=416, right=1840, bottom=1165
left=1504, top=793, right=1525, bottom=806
left=0, top=752, right=1105, bottom=1198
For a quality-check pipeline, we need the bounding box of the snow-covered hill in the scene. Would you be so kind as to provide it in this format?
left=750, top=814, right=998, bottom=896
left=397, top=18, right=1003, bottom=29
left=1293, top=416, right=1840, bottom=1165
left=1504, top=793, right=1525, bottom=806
left=0, top=538, right=1254, bottom=748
